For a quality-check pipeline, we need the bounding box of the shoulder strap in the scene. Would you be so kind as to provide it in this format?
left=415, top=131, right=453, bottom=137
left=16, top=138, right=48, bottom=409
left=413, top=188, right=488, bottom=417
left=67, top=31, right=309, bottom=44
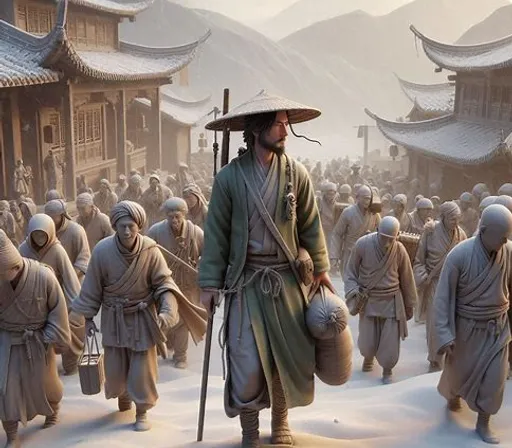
left=364, top=239, right=398, bottom=293
left=235, top=159, right=302, bottom=282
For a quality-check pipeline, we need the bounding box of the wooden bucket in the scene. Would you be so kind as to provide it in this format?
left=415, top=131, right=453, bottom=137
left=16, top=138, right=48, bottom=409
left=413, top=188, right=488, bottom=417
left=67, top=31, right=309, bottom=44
left=78, top=332, right=105, bottom=396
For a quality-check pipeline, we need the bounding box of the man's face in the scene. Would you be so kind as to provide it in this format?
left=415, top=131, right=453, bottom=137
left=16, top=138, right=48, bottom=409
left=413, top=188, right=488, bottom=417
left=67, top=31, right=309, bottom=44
left=31, top=230, right=48, bottom=248
left=167, top=211, right=185, bottom=233
left=256, top=111, right=289, bottom=155
left=9, top=202, right=20, bottom=217
left=116, top=217, right=139, bottom=248
left=77, top=204, right=93, bottom=219
left=324, top=190, right=336, bottom=202
left=357, top=193, right=371, bottom=210
left=378, top=234, right=395, bottom=252
left=443, top=213, right=461, bottom=231
left=100, top=184, right=108, bottom=194
left=50, top=214, right=64, bottom=229
left=481, top=226, right=510, bottom=252
left=393, top=202, right=404, bottom=215
left=418, top=208, right=432, bottom=222
left=150, top=179, right=159, bottom=190
left=184, top=194, right=198, bottom=209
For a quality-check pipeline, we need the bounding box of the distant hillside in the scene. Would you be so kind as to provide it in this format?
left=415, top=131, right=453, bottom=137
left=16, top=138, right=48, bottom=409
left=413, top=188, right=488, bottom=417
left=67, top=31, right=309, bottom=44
left=457, top=5, right=512, bottom=44
left=260, top=0, right=412, bottom=40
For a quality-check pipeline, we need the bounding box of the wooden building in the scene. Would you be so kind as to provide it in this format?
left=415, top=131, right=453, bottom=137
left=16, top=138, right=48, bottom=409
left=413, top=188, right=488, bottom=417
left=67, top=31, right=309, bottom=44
left=0, top=0, right=208, bottom=202
left=367, top=26, right=512, bottom=199
left=135, top=89, right=211, bottom=174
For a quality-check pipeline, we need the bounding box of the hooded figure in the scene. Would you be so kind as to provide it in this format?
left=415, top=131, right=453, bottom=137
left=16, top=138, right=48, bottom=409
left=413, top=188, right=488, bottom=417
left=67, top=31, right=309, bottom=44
left=317, top=181, right=346, bottom=254
left=72, top=201, right=207, bottom=432
left=413, top=201, right=466, bottom=368
left=76, top=193, right=114, bottom=251
left=388, top=194, right=413, bottom=232
left=44, top=199, right=90, bottom=281
left=93, top=179, right=118, bottom=215
left=141, top=174, right=173, bottom=229
left=147, top=197, right=204, bottom=369
left=121, top=174, right=143, bottom=203
left=459, top=192, right=479, bottom=237
left=0, top=230, right=70, bottom=445
left=408, top=198, right=434, bottom=235
left=18, top=198, right=37, bottom=237
left=115, top=174, right=128, bottom=199
left=433, top=205, right=512, bottom=444
left=344, top=216, right=417, bottom=384
left=19, top=214, right=84, bottom=375
left=182, top=183, right=209, bottom=229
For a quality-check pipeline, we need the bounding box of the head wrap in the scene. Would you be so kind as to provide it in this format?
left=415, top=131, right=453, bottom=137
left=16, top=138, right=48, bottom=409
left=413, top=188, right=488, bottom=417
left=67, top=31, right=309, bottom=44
left=416, top=198, right=434, bottom=210
left=495, top=195, right=512, bottom=213
left=179, top=162, right=189, bottom=170
left=472, top=183, right=489, bottom=199
left=28, top=214, right=57, bottom=251
left=382, top=193, right=392, bottom=203
left=110, top=201, right=146, bottom=230
left=431, top=196, right=441, bottom=204
left=129, top=174, right=142, bottom=186
left=321, top=182, right=337, bottom=193
left=415, top=194, right=424, bottom=203
left=44, top=199, right=71, bottom=220
left=439, top=201, right=461, bottom=219
left=162, top=197, right=188, bottom=214
left=393, top=194, right=407, bottom=206
left=100, top=179, right=112, bottom=190
left=460, top=192, right=474, bottom=203
left=118, top=174, right=126, bottom=181
left=45, top=189, right=63, bottom=202
left=339, top=184, right=351, bottom=194
left=0, top=200, right=9, bottom=211
left=76, top=193, right=94, bottom=208
left=0, top=229, right=22, bottom=270
left=149, top=174, right=160, bottom=184
left=498, top=183, right=512, bottom=197
left=479, top=195, right=497, bottom=212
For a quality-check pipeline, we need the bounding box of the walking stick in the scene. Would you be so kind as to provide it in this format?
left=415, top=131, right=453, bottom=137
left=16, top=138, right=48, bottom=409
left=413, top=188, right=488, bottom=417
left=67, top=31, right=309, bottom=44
left=197, top=88, right=230, bottom=442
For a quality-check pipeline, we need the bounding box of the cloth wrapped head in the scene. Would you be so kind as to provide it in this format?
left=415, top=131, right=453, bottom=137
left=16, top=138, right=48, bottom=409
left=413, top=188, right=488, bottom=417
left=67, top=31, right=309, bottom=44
left=415, top=194, right=424, bottom=203
left=339, top=184, right=351, bottom=194
left=416, top=198, right=433, bottom=210
left=472, top=183, right=489, bottom=199
left=44, top=199, right=71, bottom=220
left=479, top=195, right=497, bottom=212
left=0, top=229, right=22, bottom=270
left=459, top=192, right=474, bottom=203
left=321, top=182, right=337, bottom=193
left=439, top=201, right=461, bottom=219
left=100, top=179, right=112, bottom=190
left=45, top=189, right=63, bottom=202
left=76, top=193, right=94, bottom=208
left=392, top=194, right=407, bottom=207
left=110, top=201, right=146, bottom=230
left=149, top=174, right=160, bottom=184
left=129, top=174, right=142, bottom=186
left=495, top=195, right=512, bottom=213
left=161, top=197, right=188, bottom=214
left=0, top=200, right=9, bottom=212
left=498, top=183, right=512, bottom=197
left=27, top=213, right=57, bottom=251
left=431, top=196, right=441, bottom=205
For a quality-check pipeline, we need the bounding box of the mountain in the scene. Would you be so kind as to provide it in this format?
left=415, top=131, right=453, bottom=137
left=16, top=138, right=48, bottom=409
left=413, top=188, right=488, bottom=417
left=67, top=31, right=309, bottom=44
left=457, top=4, right=512, bottom=44
left=281, top=0, right=508, bottom=117
left=260, top=0, right=413, bottom=40
left=120, top=0, right=386, bottom=159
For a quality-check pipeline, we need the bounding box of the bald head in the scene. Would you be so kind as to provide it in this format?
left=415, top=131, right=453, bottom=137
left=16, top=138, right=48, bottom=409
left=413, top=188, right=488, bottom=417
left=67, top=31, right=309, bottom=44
left=378, top=216, right=400, bottom=239
left=480, top=204, right=512, bottom=252
left=356, top=185, right=372, bottom=210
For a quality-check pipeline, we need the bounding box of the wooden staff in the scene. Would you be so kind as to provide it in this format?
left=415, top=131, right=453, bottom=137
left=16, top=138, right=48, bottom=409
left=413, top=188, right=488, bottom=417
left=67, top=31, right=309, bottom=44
left=197, top=88, right=231, bottom=443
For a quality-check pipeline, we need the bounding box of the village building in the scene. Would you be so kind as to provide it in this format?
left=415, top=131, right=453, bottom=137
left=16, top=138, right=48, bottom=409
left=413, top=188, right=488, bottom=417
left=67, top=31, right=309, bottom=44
left=367, top=26, right=512, bottom=199
left=0, top=0, right=208, bottom=202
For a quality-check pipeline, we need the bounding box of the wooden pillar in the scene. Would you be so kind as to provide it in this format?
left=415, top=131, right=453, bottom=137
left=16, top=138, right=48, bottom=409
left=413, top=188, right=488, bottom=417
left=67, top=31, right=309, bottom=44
left=3, top=90, right=23, bottom=199
left=117, top=90, right=127, bottom=175
left=63, top=83, right=76, bottom=200
left=148, top=87, right=161, bottom=171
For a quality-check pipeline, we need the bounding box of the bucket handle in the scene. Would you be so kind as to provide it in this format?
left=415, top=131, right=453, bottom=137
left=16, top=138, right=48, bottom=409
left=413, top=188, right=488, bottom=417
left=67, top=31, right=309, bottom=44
left=83, top=331, right=101, bottom=366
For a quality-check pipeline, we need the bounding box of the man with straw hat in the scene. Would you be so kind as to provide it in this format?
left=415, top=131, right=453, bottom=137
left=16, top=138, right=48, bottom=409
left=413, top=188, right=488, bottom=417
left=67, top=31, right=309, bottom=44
left=199, top=90, right=333, bottom=447
left=0, top=230, right=70, bottom=445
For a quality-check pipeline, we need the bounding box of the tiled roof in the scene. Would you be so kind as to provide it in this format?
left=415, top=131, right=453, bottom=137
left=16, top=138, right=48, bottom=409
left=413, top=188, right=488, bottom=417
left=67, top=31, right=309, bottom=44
left=0, top=0, right=209, bottom=86
left=68, top=0, right=154, bottom=16
left=396, top=75, right=455, bottom=115
left=365, top=109, right=512, bottom=165
left=0, top=17, right=59, bottom=87
left=137, top=90, right=212, bottom=126
left=410, top=25, right=512, bottom=72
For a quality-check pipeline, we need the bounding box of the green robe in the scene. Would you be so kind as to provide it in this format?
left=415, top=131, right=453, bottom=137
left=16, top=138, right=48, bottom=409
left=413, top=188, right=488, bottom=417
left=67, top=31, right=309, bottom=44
left=199, top=150, right=329, bottom=416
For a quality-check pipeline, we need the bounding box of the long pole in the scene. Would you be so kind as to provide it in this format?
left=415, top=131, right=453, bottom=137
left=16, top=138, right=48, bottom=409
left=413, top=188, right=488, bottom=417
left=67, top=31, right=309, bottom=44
left=197, top=89, right=231, bottom=443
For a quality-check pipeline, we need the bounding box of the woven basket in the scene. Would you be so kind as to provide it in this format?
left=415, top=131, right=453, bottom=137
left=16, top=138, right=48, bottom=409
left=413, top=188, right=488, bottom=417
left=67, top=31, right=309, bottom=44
left=78, top=332, right=104, bottom=396
left=398, top=231, right=421, bottom=263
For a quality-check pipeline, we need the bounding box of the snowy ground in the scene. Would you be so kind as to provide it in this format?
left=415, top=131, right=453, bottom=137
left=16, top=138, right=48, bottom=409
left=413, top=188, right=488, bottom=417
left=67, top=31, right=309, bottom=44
left=7, top=277, right=512, bottom=447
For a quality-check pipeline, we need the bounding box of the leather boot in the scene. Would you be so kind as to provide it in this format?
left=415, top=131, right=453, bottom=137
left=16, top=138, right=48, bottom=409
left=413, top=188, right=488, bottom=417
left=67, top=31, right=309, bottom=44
left=476, top=413, right=500, bottom=444
left=447, top=396, right=462, bottom=412
left=362, top=357, right=374, bottom=372
left=382, top=368, right=393, bottom=385
left=134, top=408, right=151, bottom=432
left=240, top=410, right=260, bottom=448
left=118, top=392, right=132, bottom=412
left=2, top=421, right=19, bottom=448
left=43, top=402, right=59, bottom=428
left=271, top=375, right=293, bottom=445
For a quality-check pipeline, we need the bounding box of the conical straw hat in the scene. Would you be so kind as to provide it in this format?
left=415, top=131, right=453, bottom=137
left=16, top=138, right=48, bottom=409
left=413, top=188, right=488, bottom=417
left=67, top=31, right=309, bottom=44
left=205, top=90, right=321, bottom=132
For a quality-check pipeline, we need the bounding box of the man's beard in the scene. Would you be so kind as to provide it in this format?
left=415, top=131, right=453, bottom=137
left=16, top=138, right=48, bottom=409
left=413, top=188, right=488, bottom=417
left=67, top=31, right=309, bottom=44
left=258, top=133, right=285, bottom=156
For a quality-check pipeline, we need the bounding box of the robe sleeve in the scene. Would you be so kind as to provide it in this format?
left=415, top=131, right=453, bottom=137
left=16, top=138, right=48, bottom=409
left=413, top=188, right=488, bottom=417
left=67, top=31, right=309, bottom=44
left=198, top=170, right=232, bottom=289
left=344, top=237, right=363, bottom=297
left=413, top=231, right=429, bottom=287
left=55, top=245, right=81, bottom=307
left=73, top=225, right=91, bottom=274
left=295, top=162, right=329, bottom=274
left=433, top=254, right=459, bottom=353
left=330, top=209, right=349, bottom=259
left=196, top=225, right=204, bottom=255
left=397, top=244, right=418, bottom=309
left=147, top=247, right=179, bottom=300
left=43, top=267, right=71, bottom=349
left=72, top=245, right=104, bottom=318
